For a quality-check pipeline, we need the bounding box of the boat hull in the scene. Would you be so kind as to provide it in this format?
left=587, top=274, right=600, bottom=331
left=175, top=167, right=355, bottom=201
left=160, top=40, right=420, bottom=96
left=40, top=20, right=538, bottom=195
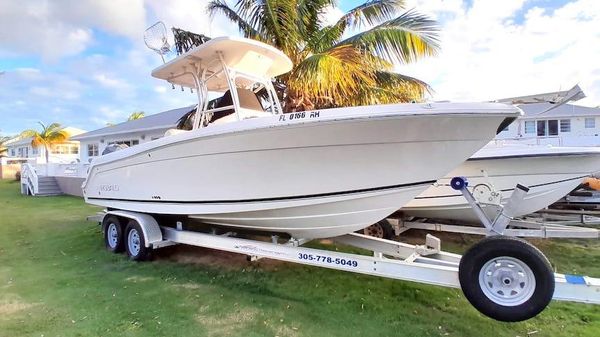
left=83, top=103, right=518, bottom=238
left=402, top=148, right=600, bottom=223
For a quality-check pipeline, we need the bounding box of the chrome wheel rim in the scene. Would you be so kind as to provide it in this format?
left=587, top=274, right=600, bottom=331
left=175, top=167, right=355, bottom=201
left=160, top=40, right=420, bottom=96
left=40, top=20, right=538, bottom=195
left=128, top=229, right=141, bottom=256
left=107, top=223, right=118, bottom=248
left=478, top=256, right=536, bottom=306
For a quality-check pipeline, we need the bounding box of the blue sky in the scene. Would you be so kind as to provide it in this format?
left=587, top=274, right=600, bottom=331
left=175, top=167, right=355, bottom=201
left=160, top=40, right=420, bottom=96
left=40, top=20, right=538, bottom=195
left=1, top=0, right=599, bottom=135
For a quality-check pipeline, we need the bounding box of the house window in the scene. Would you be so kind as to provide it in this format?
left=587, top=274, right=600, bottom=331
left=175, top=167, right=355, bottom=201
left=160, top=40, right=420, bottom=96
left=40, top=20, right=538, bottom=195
left=535, top=120, right=559, bottom=136
left=585, top=118, right=595, bottom=128
left=10, top=149, right=15, bottom=156
left=51, top=145, right=77, bottom=154
left=32, top=147, right=39, bottom=155
left=52, top=145, right=65, bottom=154
left=536, top=120, right=546, bottom=136
left=88, top=144, right=99, bottom=157
left=560, top=119, right=571, bottom=132
left=52, top=145, right=62, bottom=154
left=524, top=121, right=535, bottom=134
left=548, top=120, right=558, bottom=136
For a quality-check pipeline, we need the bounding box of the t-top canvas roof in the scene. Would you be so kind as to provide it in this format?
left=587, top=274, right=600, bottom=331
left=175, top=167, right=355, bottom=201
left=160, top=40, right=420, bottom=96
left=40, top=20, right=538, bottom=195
left=151, top=37, right=293, bottom=91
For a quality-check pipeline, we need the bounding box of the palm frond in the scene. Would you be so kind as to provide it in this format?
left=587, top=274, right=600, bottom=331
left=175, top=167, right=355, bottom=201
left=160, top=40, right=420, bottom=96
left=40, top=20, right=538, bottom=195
left=45, top=122, right=63, bottom=133
left=19, top=130, right=38, bottom=138
left=288, top=44, right=377, bottom=105
left=233, top=0, right=301, bottom=55
left=46, top=130, right=69, bottom=143
left=304, top=23, right=346, bottom=54
left=337, top=9, right=439, bottom=64
left=128, top=111, right=145, bottom=121
left=207, top=0, right=261, bottom=39
left=335, top=0, right=405, bottom=30
left=20, top=122, right=68, bottom=149
left=206, top=1, right=438, bottom=110
left=372, top=70, right=431, bottom=102
left=30, top=135, right=45, bottom=148
left=297, top=0, right=336, bottom=38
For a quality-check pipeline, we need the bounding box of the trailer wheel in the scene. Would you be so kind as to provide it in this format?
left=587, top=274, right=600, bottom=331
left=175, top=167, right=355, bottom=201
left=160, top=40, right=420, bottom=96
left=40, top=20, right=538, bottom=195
left=459, top=236, right=554, bottom=322
left=103, top=216, right=124, bottom=253
left=363, top=219, right=394, bottom=239
left=125, top=220, right=151, bottom=261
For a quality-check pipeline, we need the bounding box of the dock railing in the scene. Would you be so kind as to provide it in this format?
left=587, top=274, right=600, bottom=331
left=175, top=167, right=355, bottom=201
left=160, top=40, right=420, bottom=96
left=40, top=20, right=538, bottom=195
left=20, top=162, right=38, bottom=195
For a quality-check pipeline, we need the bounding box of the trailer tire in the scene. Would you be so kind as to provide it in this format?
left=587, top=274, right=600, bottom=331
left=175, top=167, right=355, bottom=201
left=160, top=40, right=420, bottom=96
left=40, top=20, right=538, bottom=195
left=363, top=219, right=394, bottom=239
left=125, top=220, right=151, bottom=261
left=459, top=236, right=554, bottom=322
left=103, top=215, right=124, bottom=253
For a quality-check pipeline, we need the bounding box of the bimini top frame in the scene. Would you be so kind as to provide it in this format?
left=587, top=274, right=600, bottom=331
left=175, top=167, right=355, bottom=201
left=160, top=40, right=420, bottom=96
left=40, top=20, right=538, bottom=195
left=151, top=36, right=293, bottom=129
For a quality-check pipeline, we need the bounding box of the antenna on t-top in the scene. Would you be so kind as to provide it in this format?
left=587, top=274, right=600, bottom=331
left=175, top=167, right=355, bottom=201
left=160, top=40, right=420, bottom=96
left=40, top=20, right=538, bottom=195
left=144, top=21, right=171, bottom=63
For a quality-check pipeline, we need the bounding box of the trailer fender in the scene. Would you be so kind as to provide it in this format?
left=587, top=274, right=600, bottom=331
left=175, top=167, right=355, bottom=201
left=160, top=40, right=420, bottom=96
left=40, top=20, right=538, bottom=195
left=105, top=210, right=162, bottom=248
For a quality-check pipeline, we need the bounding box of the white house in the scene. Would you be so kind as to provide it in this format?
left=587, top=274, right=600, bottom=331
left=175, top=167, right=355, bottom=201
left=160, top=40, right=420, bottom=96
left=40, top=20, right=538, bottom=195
left=71, top=105, right=195, bottom=163
left=4, top=126, right=86, bottom=164
left=496, top=103, right=600, bottom=146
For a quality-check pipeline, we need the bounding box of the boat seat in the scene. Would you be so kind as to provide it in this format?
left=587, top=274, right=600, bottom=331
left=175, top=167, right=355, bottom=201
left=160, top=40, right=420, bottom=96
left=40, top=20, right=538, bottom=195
left=212, top=107, right=272, bottom=125
left=164, top=129, right=189, bottom=137
left=209, top=88, right=268, bottom=125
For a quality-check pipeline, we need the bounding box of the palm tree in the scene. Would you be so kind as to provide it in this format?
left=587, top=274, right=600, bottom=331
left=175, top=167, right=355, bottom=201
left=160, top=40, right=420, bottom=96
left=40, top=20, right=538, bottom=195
left=128, top=111, right=145, bottom=121
left=105, top=111, right=145, bottom=127
left=207, top=0, right=439, bottom=111
left=20, top=123, right=69, bottom=164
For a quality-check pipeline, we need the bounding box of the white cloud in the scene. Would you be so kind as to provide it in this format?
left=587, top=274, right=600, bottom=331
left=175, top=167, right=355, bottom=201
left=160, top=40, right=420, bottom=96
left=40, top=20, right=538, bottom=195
left=3, top=0, right=600, bottom=135
left=54, top=0, right=147, bottom=39
left=93, top=73, right=131, bottom=90
left=321, top=5, right=345, bottom=26
left=154, top=86, right=168, bottom=93
left=399, top=0, right=600, bottom=106
left=0, top=0, right=145, bottom=61
left=145, top=0, right=240, bottom=41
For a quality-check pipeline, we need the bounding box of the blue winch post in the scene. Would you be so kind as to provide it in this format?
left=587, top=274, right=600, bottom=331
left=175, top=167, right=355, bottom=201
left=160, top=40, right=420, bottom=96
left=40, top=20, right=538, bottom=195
left=450, top=176, right=526, bottom=235
left=450, top=177, right=495, bottom=232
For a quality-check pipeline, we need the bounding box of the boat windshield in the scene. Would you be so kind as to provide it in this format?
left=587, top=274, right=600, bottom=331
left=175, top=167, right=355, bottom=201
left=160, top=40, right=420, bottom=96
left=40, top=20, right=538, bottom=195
left=187, top=57, right=283, bottom=129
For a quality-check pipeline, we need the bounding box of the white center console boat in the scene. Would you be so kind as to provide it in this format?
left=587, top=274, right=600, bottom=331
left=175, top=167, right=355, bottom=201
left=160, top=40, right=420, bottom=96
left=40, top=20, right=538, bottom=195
left=81, top=36, right=520, bottom=239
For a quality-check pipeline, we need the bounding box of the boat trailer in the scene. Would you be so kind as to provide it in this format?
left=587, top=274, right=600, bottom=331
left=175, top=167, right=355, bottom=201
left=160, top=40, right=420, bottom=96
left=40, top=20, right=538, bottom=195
left=387, top=180, right=600, bottom=239
left=87, top=177, right=600, bottom=322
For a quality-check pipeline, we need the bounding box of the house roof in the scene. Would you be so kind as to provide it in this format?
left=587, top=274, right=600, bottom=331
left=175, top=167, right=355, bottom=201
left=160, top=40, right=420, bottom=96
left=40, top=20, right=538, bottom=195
left=6, top=127, right=86, bottom=147
left=519, top=103, right=600, bottom=119
left=71, top=105, right=196, bottom=141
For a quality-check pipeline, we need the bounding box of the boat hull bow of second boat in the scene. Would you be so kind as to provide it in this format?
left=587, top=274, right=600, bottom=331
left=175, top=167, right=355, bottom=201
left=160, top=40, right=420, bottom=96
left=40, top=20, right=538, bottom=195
left=402, top=144, right=600, bottom=223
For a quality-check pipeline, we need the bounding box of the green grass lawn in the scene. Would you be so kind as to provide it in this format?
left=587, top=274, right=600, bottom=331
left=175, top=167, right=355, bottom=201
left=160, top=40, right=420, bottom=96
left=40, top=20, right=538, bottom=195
left=0, top=179, right=599, bottom=337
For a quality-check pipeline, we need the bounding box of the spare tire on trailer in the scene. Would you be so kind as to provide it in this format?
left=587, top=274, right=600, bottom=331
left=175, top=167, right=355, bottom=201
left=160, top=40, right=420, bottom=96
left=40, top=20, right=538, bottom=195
left=458, top=236, right=554, bottom=322
left=363, top=219, right=395, bottom=240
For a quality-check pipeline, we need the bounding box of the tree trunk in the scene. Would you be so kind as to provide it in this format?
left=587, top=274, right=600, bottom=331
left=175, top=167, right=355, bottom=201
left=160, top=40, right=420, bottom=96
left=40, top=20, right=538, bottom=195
left=284, top=90, right=315, bottom=112
left=44, top=145, right=49, bottom=176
